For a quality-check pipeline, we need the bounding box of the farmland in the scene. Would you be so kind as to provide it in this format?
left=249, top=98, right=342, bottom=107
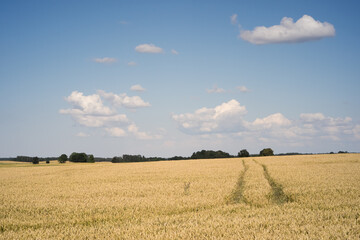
left=0, top=154, right=359, bottom=239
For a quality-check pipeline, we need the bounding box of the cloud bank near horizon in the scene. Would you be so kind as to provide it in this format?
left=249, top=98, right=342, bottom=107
left=172, top=100, right=359, bottom=146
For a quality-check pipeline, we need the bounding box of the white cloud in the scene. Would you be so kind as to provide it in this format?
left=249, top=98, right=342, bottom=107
left=66, top=114, right=129, bottom=128
left=299, top=114, right=353, bottom=137
left=61, top=91, right=113, bottom=115
left=207, top=85, right=226, bottom=93
left=127, top=61, right=137, bottom=66
left=171, top=49, right=179, bottom=55
left=98, top=90, right=150, bottom=108
left=104, top=123, right=162, bottom=139
left=128, top=123, right=162, bottom=140
left=135, top=44, right=164, bottom=53
left=251, top=113, right=292, bottom=130
left=240, top=15, right=335, bottom=44
left=353, top=125, right=360, bottom=139
left=61, top=90, right=161, bottom=140
left=76, top=132, right=90, bottom=137
left=237, top=86, right=250, bottom=93
left=105, top=127, right=127, bottom=137
left=59, top=100, right=129, bottom=127
left=230, top=14, right=238, bottom=25
left=300, top=113, right=326, bottom=122
left=130, top=84, right=146, bottom=92
left=172, top=100, right=247, bottom=134
left=59, top=90, right=144, bottom=127
left=172, top=100, right=358, bottom=147
left=93, top=57, right=117, bottom=63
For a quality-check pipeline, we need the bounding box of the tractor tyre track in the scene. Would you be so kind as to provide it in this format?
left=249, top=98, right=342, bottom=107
left=258, top=162, right=293, bottom=205
left=226, top=160, right=248, bottom=204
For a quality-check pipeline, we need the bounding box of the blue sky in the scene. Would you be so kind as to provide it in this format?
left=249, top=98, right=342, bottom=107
left=1, top=0, right=359, bottom=157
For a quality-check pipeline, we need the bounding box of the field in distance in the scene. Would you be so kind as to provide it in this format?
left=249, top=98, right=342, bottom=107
left=0, top=154, right=359, bottom=239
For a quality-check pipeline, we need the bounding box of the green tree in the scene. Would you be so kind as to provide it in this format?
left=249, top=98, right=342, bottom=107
left=111, top=156, right=123, bottom=163
left=58, top=154, right=68, bottom=163
left=32, top=157, right=39, bottom=164
left=238, top=149, right=250, bottom=158
left=88, top=154, right=95, bottom=163
left=260, top=148, right=274, bottom=156
left=69, top=152, right=88, bottom=162
left=191, top=150, right=231, bottom=159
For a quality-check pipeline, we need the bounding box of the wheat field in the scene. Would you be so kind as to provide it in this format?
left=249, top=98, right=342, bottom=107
left=0, top=154, right=359, bottom=239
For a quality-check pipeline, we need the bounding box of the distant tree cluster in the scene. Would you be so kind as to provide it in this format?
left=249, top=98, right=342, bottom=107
left=32, top=157, right=39, bottom=164
left=238, top=149, right=250, bottom=158
left=16, top=156, right=33, bottom=162
left=277, top=152, right=301, bottom=156
left=111, top=156, right=123, bottom=163
left=190, top=150, right=231, bottom=159
left=259, top=148, right=274, bottom=156
left=15, top=156, right=56, bottom=163
left=88, top=154, right=95, bottom=163
left=56, top=152, right=95, bottom=163
left=122, top=154, right=146, bottom=162
left=111, top=155, right=170, bottom=163
left=94, top=157, right=113, bottom=162
left=168, top=156, right=186, bottom=160
left=110, top=154, right=191, bottom=163
left=58, top=154, right=68, bottom=163
left=69, top=152, right=88, bottom=162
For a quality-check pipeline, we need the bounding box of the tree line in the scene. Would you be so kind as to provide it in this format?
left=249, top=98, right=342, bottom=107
left=7, top=149, right=351, bottom=165
left=15, top=148, right=274, bottom=164
left=110, top=148, right=274, bottom=163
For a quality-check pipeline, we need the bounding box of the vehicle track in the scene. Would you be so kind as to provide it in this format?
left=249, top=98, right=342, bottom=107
left=260, top=163, right=292, bottom=204
left=227, top=159, right=292, bottom=206
left=226, top=159, right=248, bottom=204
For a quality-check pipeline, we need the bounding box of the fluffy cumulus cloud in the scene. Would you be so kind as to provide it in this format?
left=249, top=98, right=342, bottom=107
left=240, top=15, right=335, bottom=44
left=135, top=44, right=164, bottom=53
left=130, top=84, right=146, bottom=92
left=172, top=100, right=359, bottom=146
left=60, top=90, right=160, bottom=140
left=98, top=90, right=150, bottom=108
left=93, top=57, right=117, bottom=63
left=59, top=91, right=114, bottom=116
left=172, top=100, right=247, bottom=134
left=59, top=91, right=128, bottom=128
left=251, top=113, right=292, bottom=130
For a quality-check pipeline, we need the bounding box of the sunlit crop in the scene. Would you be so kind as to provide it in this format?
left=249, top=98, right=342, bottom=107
left=0, top=154, right=359, bottom=239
